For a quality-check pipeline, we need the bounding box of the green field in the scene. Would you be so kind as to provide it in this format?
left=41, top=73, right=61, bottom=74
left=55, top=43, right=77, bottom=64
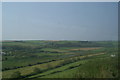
left=2, top=40, right=118, bottom=79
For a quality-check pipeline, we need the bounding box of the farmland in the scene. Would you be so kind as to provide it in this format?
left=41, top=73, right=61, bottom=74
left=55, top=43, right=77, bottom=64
left=2, top=40, right=118, bottom=79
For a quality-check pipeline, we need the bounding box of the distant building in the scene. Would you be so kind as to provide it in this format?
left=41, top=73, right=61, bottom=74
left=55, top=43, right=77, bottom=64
left=111, top=54, right=115, bottom=57
left=0, top=52, right=6, bottom=55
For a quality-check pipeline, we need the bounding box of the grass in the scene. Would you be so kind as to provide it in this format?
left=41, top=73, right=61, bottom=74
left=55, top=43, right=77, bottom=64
left=28, top=59, right=88, bottom=78
left=2, top=41, right=118, bottom=79
left=2, top=51, right=107, bottom=78
left=27, top=52, right=109, bottom=78
left=2, top=60, right=62, bottom=78
left=41, top=56, right=118, bottom=78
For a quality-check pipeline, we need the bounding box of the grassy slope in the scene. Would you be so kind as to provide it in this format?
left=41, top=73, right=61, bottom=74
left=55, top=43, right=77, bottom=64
left=27, top=53, right=112, bottom=78
left=2, top=60, right=62, bottom=78
left=2, top=51, right=107, bottom=78
left=2, top=41, right=118, bottom=78
left=41, top=56, right=118, bottom=78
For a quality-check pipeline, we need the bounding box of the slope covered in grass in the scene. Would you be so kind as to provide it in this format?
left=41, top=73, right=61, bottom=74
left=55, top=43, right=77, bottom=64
left=41, top=56, right=118, bottom=78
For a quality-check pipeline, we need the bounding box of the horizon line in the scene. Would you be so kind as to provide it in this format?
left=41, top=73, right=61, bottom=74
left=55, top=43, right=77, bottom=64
left=1, top=39, right=118, bottom=41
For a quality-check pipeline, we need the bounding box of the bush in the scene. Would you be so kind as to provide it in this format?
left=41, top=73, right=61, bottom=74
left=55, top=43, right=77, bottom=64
left=11, top=71, right=21, bottom=78
left=33, top=67, right=43, bottom=73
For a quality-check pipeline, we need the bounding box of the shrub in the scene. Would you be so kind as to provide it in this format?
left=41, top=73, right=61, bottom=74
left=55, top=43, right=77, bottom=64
left=33, top=67, right=43, bottom=73
left=10, top=71, right=21, bottom=78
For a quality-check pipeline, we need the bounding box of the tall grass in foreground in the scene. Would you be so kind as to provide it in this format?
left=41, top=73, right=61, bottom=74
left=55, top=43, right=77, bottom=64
left=74, top=57, right=118, bottom=78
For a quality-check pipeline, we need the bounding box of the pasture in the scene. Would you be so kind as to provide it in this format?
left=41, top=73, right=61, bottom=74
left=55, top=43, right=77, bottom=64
left=2, top=40, right=118, bottom=79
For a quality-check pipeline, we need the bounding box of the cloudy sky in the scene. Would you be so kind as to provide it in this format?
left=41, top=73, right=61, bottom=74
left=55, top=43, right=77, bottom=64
left=2, top=2, right=118, bottom=41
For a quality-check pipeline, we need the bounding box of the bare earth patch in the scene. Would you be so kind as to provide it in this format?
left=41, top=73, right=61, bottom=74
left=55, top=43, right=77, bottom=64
left=67, top=47, right=102, bottom=51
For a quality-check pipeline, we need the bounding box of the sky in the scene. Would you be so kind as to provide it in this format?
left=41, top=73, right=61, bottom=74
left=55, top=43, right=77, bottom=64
left=0, top=2, right=2, bottom=41
left=1, top=0, right=120, bottom=2
left=2, top=2, right=118, bottom=41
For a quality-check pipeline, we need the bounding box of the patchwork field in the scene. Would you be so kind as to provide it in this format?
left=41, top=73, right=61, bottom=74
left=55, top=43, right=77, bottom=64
left=2, top=40, right=118, bottom=79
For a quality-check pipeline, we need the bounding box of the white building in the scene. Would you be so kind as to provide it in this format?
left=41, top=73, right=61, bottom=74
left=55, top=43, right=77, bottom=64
left=111, top=54, right=115, bottom=57
left=0, top=52, right=6, bottom=54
